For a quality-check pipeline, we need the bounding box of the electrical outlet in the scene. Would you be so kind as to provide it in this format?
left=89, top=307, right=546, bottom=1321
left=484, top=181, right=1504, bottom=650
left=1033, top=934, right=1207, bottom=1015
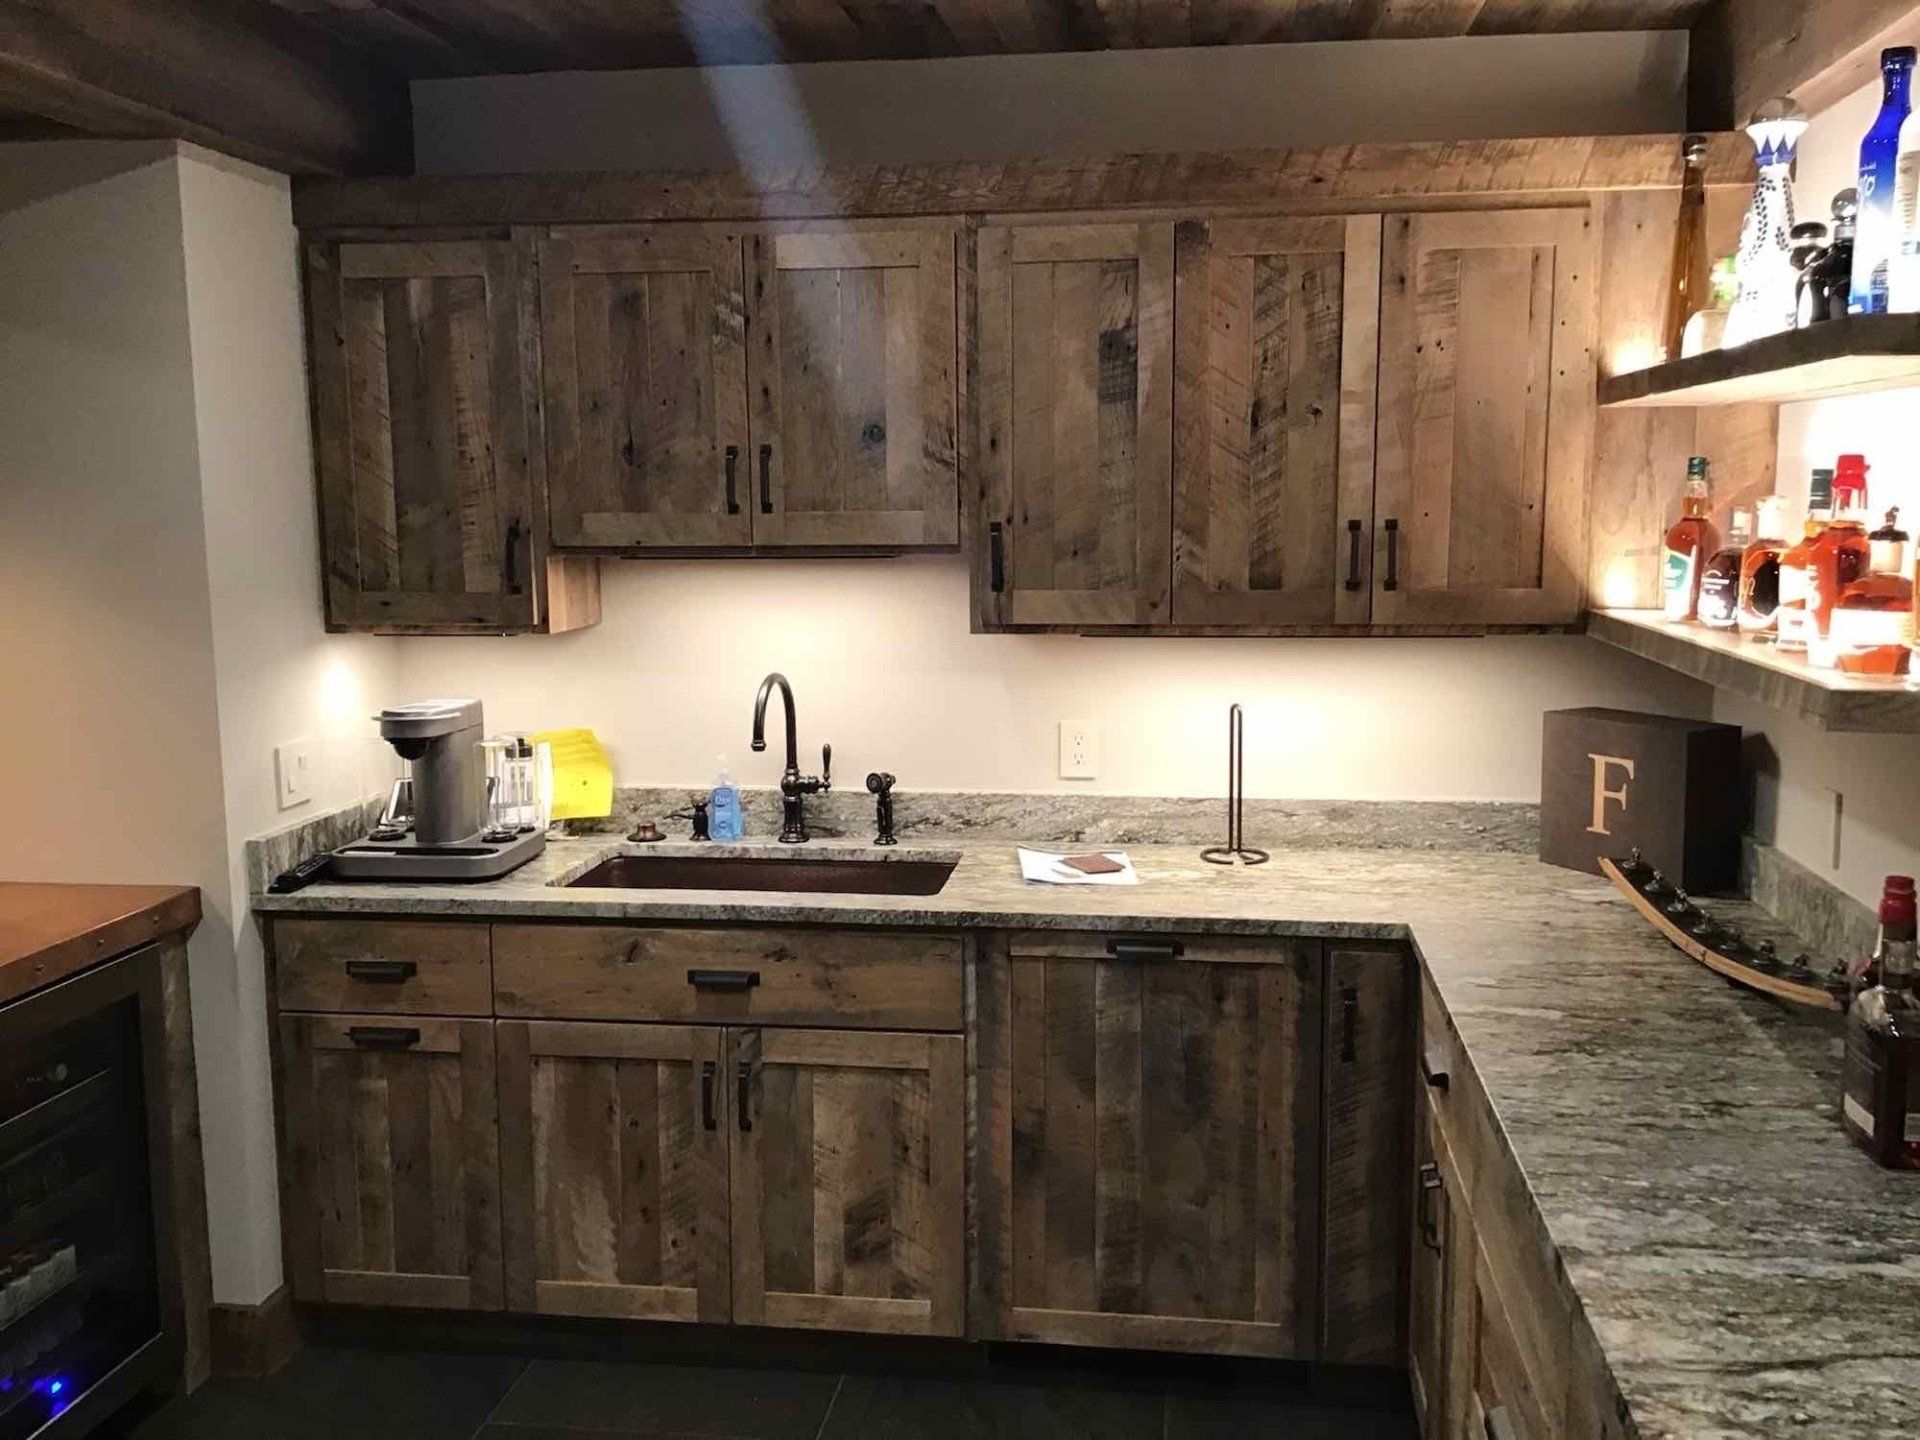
left=275, top=740, right=315, bottom=811
left=1058, top=720, right=1098, bottom=780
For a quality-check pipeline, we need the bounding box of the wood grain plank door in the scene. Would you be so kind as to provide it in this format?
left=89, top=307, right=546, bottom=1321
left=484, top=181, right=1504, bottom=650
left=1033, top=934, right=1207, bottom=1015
left=977, top=933, right=1320, bottom=1356
left=306, top=238, right=554, bottom=632
left=1372, top=208, right=1595, bottom=625
left=1173, top=215, right=1382, bottom=625
left=539, top=227, right=752, bottom=549
left=276, top=1014, right=501, bottom=1310
left=496, top=1021, right=729, bottom=1323
left=1321, top=942, right=1411, bottom=1365
left=730, top=1027, right=965, bottom=1337
left=977, top=224, right=1174, bottom=627
left=747, top=225, right=959, bottom=548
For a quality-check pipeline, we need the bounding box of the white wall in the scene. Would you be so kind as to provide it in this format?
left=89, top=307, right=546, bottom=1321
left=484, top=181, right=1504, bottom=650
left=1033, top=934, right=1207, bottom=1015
left=0, top=140, right=397, bottom=1307
left=415, top=32, right=1687, bottom=174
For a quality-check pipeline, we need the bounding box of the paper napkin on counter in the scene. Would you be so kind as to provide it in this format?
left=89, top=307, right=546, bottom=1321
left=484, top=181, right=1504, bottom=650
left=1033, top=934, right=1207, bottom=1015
left=1017, top=848, right=1141, bottom=886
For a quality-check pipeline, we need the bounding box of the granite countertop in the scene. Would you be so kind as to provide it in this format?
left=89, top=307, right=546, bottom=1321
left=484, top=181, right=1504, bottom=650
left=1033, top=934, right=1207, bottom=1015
left=255, top=837, right=1917, bottom=1438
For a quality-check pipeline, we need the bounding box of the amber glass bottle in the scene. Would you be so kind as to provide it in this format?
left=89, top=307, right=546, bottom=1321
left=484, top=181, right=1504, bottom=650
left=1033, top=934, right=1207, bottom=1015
left=1778, top=468, right=1834, bottom=653
left=1738, top=494, right=1790, bottom=640
left=1808, top=455, right=1874, bottom=668
left=1699, top=506, right=1750, bottom=629
left=1833, top=508, right=1914, bottom=675
left=1661, top=457, right=1718, bottom=623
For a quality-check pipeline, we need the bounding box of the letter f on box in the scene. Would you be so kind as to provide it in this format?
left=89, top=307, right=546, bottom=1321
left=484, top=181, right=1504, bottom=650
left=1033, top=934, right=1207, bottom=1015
left=1586, top=753, right=1635, bottom=836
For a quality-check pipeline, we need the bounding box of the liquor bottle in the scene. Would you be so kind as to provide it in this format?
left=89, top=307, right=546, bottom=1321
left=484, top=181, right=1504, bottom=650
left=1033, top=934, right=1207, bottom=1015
left=1726, top=99, right=1809, bottom=346
left=1662, top=135, right=1710, bottom=359
left=1792, top=219, right=1830, bottom=327
left=1807, top=454, right=1874, bottom=668
left=1833, top=508, right=1914, bottom=675
left=1777, top=467, right=1834, bottom=653
left=1851, top=47, right=1917, bottom=315
left=1842, top=875, right=1920, bottom=1170
left=1738, top=494, right=1790, bottom=641
left=1661, top=457, right=1718, bottom=623
left=1681, top=257, right=1740, bottom=357
left=1897, top=90, right=1920, bottom=309
left=1698, top=506, right=1750, bottom=629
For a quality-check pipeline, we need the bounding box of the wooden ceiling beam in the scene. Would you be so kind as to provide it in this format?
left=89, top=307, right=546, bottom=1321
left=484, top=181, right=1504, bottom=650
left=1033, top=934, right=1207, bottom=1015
left=1689, top=0, right=1920, bottom=127
left=0, top=0, right=411, bottom=174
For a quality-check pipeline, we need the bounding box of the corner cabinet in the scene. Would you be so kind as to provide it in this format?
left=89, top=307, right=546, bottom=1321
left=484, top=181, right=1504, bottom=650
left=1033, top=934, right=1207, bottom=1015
left=303, top=238, right=599, bottom=634
left=972, top=205, right=1595, bottom=633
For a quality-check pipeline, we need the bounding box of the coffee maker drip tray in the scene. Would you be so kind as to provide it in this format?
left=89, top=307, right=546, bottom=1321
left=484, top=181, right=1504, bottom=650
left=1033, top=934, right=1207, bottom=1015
left=330, top=827, right=546, bottom=882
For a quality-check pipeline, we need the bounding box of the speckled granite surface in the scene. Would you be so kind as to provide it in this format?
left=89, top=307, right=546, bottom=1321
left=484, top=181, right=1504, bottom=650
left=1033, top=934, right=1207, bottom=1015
left=253, top=836, right=1917, bottom=1438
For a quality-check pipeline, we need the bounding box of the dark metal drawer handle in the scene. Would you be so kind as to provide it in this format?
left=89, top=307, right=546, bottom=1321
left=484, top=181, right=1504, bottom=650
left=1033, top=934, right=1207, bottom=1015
left=758, top=443, right=773, bottom=513
left=1382, top=517, right=1400, bottom=592
left=1344, top=518, right=1363, bottom=591
left=1340, top=986, right=1359, bottom=1062
left=989, top=522, right=1006, bottom=593
left=737, top=1060, right=753, bottom=1132
left=688, top=969, right=760, bottom=993
left=1105, top=937, right=1184, bottom=962
left=342, top=959, right=417, bottom=984
left=1421, top=1048, right=1450, bottom=1091
left=347, top=1025, right=420, bottom=1050
left=724, top=444, right=741, bottom=515
left=700, top=1060, right=717, bottom=1131
left=1418, top=1161, right=1444, bottom=1253
left=504, top=518, right=524, bottom=594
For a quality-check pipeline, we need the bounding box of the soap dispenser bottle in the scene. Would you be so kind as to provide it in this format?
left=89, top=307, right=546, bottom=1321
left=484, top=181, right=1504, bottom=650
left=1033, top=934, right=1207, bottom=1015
left=709, top=758, right=744, bottom=842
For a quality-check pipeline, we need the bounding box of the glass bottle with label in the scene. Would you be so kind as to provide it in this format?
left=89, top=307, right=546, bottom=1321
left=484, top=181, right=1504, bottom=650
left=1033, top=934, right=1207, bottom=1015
left=1842, top=875, right=1920, bottom=1170
left=1777, top=468, right=1834, bottom=653
left=1833, top=508, right=1914, bottom=675
left=1661, top=457, right=1718, bottom=623
left=1698, top=506, right=1750, bottom=629
left=1727, top=99, right=1809, bottom=346
left=1851, top=47, right=1917, bottom=315
left=1807, top=455, right=1875, bottom=668
left=1737, top=494, right=1790, bottom=641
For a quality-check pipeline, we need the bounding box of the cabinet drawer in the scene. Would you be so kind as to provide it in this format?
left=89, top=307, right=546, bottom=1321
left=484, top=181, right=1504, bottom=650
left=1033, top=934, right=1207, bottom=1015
left=493, top=924, right=963, bottom=1030
left=273, top=919, right=492, bottom=1015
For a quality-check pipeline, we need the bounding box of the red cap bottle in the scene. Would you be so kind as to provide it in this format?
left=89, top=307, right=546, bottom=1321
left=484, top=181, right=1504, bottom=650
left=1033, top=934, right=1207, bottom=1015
left=1881, top=874, right=1917, bottom=940
left=1835, top=454, right=1872, bottom=514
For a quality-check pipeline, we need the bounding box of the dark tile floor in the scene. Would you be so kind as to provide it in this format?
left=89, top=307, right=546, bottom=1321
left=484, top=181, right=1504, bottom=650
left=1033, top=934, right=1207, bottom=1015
left=100, top=1342, right=1416, bottom=1440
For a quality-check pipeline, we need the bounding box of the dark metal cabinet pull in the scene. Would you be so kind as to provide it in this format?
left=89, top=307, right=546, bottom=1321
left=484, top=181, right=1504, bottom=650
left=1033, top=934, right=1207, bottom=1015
left=1382, top=517, right=1400, bottom=592
left=1106, top=936, right=1184, bottom=962
left=989, top=522, right=1006, bottom=593
left=342, top=959, right=417, bottom=984
left=1344, top=518, right=1364, bottom=591
left=758, top=443, right=773, bottom=513
left=737, top=1060, right=753, bottom=1132
left=347, top=1025, right=420, bottom=1050
left=1418, top=1162, right=1444, bottom=1252
left=1340, top=986, right=1359, bottom=1062
left=1422, top=1049, right=1450, bottom=1091
left=700, top=1060, right=717, bottom=1131
left=503, top=518, right=524, bottom=594
left=687, top=969, right=760, bottom=993
left=724, top=444, right=741, bottom=515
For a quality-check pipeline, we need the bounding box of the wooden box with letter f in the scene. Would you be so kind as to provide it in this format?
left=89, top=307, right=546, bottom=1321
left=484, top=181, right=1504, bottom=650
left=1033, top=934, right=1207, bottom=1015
left=1540, top=708, right=1743, bottom=892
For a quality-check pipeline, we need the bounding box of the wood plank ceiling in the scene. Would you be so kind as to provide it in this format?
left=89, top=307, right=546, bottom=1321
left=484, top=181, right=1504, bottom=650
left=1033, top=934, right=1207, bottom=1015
left=271, top=0, right=1714, bottom=74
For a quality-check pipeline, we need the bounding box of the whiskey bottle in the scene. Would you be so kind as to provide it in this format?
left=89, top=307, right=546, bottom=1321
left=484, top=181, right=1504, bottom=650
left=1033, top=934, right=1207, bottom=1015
left=1777, top=467, right=1834, bottom=652
left=1737, top=494, right=1790, bottom=641
left=1842, top=875, right=1920, bottom=1170
left=1661, top=457, right=1718, bottom=623
left=1807, top=454, right=1874, bottom=668
left=1698, top=506, right=1750, bottom=629
left=1833, top=508, right=1914, bottom=674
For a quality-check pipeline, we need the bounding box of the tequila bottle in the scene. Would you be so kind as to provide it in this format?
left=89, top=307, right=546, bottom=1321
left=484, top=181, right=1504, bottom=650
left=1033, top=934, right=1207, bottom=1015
left=1852, top=47, right=1917, bottom=315
left=1726, top=99, right=1809, bottom=346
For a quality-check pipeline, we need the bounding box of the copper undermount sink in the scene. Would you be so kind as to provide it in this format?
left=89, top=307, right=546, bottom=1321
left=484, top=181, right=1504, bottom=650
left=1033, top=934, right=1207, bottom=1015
left=565, top=853, right=957, bottom=897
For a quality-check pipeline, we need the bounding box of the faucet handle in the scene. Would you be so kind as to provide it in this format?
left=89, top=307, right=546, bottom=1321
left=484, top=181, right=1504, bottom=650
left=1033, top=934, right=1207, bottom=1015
left=820, top=742, right=832, bottom=791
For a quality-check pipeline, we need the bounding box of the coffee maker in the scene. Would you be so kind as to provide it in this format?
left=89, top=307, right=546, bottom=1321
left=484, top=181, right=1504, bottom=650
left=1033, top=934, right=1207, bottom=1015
left=330, top=699, right=546, bottom=881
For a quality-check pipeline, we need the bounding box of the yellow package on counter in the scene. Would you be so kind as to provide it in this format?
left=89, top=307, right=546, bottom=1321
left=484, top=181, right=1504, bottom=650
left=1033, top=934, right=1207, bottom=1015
left=532, top=727, right=613, bottom=820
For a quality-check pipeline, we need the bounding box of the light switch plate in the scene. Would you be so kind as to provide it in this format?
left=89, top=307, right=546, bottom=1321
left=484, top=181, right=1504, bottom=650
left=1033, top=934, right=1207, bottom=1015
left=1058, top=720, right=1098, bottom=780
left=276, top=740, right=314, bottom=811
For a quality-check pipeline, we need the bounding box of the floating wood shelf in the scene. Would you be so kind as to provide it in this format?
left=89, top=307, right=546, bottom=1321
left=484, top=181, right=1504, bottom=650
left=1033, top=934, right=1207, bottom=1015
left=1587, top=610, right=1920, bottom=734
left=1598, top=314, right=1920, bottom=408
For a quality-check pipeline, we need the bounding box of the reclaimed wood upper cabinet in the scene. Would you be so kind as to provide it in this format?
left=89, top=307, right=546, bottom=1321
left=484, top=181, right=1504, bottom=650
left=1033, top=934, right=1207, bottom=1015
left=304, top=238, right=598, bottom=633
left=539, top=227, right=752, bottom=549
left=1372, top=208, right=1595, bottom=626
left=495, top=1020, right=730, bottom=1323
left=275, top=1013, right=502, bottom=1310
left=976, top=223, right=1174, bottom=627
left=749, top=227, right=959, bottom=548
left=1173, top=216, right=1381, bottom=626
left=976, top=932, right=1320, bottom=1357
left=730, top=1028, right=965, bottom=1337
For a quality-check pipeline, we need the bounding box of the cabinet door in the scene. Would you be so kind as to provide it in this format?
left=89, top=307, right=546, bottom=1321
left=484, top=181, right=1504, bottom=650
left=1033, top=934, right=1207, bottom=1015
left=1372, top=208, right=1594, bottom=625
left=496, top=1021, right=730, bottom=1323
left=306, top=239, right=592, bottom=633
left=747, top=226, right=958, bottom=547
left=977, top=224, right=1174, bottom=627
left=979, top=934, right=1319, bottom=1356
left=276, top=1014, right=501, bottom=1309
left=539, top=227, right=753, bottom=549
left=1410, top=1085, right=1467, bottom=1440
left=730, top=1028, right=965, bottom=1337
left=1321, top=943, right=1411, bottom=1363
left=1173, top=216, right=1381, bottom=625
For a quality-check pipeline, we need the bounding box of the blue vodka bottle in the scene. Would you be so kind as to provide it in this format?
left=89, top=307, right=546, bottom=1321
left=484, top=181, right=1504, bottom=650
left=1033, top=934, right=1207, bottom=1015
left=1851, top=46, right=1916, bottom=314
